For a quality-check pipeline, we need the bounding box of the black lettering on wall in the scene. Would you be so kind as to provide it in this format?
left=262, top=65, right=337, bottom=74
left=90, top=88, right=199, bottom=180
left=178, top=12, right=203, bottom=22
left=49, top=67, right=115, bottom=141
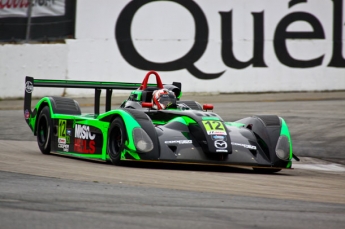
left=328, top=0, right=345, bottom=67
left=274, top=12, right=325, bottom=68
left=220, top=10, right=267, bottom=69
left=116, top=0, right=345, bottom=78
left=289, top=0, right=307, bottom=8
left=115, top=0, right=224, bottom=80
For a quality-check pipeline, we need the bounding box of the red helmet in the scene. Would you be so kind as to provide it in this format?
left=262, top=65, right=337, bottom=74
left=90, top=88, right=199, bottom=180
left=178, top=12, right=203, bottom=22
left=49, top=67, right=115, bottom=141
left=152, top=89, right=176, bottom=110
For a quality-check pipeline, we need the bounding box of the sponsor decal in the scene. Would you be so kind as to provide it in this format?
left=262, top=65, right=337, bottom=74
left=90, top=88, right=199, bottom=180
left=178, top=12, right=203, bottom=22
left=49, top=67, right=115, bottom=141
left=216, top=149, right=228, bottom=153
left=0, top=0, right=66, bottom=18
left=58, top=138, right=66, bottom=144
left=214, top=140, right=227, bottom=149
left=74, top=124, right=96, bottom=154
left=211, top=135, right=226, bottom=141
left=58, top=144, right=69, bottom=152
left=75, top=124, right=95, bottom=140
left=207, top=131, right=227, bottom=135
left=165, top=140, right=192, bottom=144
left=66, top=128, right=72, bottom=136
left=74, top=139, right=95, bottom=154
left=202, top=120, right=227, bottom=135
left=231, top=142, right=257, bottom=150
left=25, top=81, right=33, bottom=93
left=24, top=109, right=30, bottom=119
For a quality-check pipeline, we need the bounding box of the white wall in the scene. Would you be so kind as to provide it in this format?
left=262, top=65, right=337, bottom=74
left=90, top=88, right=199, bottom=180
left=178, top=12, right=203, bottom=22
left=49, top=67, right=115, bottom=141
left=0, top=44, right=68, bottom=98
left=1, top=0, right=344, bottom=99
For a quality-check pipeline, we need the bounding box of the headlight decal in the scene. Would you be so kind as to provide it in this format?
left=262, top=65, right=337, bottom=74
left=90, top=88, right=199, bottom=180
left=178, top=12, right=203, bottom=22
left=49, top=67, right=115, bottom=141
left=279, top=117, right=293, bottom=162
left=275, top=135, right=290, bottom=161
left=132, top=128, right=154, bottom=153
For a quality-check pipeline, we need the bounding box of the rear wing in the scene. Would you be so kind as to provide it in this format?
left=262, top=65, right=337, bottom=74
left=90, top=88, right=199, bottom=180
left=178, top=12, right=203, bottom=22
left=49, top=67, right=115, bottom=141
left=24, top=75, right=182, bottom=115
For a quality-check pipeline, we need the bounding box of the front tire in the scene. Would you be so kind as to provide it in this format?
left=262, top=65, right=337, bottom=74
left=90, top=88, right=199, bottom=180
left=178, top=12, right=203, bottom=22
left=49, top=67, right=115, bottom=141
left=36, top=106, right=52, bottom=154
left=107, top=117, right=127, bottom=165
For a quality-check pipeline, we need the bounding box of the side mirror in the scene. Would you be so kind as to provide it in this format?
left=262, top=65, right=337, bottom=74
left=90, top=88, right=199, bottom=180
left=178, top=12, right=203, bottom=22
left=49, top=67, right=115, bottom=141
left=203, top=104, right=214, bottom=111
left=142, top=102, right=153, bottom=108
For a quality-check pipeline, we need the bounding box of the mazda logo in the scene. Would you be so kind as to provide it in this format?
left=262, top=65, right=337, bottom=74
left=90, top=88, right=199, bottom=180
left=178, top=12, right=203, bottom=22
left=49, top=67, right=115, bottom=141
left=214, top=140, right=227, bottom=149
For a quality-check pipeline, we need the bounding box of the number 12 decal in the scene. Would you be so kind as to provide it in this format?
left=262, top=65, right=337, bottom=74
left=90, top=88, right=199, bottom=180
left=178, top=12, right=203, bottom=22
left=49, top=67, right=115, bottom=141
left=58, top=120, right=67, bottom=138
left=202, top=120, right=227, bottom=135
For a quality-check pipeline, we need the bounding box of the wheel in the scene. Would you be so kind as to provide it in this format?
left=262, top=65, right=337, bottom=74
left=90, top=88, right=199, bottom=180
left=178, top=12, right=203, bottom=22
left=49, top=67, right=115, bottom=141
left=107, top=117, right=127, bottom=165
left=253, top=168, right=282, bottom=174
left=36, top=106, right=52, bottom=154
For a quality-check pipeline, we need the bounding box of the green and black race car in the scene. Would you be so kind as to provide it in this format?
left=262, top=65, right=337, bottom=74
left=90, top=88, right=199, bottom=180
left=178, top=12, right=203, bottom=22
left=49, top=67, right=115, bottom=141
left=24, top=71, right=299, bottom=173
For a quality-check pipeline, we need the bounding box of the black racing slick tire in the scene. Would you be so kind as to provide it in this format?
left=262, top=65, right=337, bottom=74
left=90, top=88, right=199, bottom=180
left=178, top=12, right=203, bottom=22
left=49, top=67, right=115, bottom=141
left=107, top=117, right=127, bottom=165
left=36, top=106, right=52, bottom=155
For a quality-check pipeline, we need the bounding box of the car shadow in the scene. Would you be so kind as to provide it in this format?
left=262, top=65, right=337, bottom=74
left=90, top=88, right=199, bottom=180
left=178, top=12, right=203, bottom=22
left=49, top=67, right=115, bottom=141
left=118, top=160, right=291, bottom=176
left=51, top=153, right=291, bottom=176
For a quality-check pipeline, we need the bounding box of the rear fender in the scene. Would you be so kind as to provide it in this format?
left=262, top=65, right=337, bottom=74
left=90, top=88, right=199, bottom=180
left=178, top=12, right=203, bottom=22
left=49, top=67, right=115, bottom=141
left=32, top=96, right=81, bottom=133
left=235, top=115, right=291, bottom=167
left=30, top=97, right=53, bottom=135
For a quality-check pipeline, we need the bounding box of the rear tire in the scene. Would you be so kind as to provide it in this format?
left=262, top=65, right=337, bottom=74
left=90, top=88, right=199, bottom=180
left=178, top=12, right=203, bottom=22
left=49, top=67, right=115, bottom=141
left=36, top=106, right=52, bottom=155
left=107, top=117, right=127, bottom=165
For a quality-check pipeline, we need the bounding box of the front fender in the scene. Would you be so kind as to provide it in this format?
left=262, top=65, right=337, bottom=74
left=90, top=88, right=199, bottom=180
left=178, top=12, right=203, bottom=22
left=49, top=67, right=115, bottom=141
left=99, top=109, right=160, bottom=160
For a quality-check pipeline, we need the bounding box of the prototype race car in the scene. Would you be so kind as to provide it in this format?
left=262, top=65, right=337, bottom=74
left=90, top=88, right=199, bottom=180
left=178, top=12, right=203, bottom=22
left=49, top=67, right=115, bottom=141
left=24, top=71, right=299, bottom=173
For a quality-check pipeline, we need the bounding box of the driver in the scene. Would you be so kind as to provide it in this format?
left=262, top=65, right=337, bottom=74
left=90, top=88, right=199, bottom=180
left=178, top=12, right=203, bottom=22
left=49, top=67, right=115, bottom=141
left=152, top=89, right=177, bottom=110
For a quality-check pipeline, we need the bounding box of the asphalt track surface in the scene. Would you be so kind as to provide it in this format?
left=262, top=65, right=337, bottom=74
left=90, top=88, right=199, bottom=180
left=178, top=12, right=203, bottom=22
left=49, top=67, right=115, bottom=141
left=0, top=92, right=345, bottom=229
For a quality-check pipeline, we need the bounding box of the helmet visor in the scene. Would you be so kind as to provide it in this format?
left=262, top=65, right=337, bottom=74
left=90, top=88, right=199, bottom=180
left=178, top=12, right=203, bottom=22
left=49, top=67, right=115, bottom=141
left=158, top=95, right=176, bottom=108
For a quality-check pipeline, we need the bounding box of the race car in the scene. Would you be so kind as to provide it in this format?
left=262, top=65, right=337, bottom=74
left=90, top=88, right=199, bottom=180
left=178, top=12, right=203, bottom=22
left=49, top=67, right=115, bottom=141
left=24, top=70, right=299, bottom=173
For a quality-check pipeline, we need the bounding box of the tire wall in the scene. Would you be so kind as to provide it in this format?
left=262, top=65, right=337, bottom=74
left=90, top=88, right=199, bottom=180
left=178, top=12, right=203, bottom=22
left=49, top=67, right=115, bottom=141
left=1, top=0, right=345, bottom=99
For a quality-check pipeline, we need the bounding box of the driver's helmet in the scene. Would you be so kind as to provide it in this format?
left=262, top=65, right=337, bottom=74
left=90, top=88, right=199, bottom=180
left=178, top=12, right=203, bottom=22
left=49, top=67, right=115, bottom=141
left=152, top=89, right=176, bottom=110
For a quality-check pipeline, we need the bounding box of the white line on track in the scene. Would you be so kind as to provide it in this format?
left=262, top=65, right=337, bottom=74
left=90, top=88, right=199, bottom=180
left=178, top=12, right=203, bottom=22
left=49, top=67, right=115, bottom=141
left=293, top=163, right=345, bottom=172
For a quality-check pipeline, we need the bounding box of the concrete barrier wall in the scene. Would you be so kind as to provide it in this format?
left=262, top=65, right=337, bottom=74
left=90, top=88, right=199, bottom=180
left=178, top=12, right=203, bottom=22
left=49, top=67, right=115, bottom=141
left=1, top=0, right=345, bottom=99
left=0, top=44, right=68, bottom=98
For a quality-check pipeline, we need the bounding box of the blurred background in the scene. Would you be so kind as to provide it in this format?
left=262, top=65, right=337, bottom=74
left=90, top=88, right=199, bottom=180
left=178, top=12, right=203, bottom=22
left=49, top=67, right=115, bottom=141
left=0, top=0, right=344, bottom=99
